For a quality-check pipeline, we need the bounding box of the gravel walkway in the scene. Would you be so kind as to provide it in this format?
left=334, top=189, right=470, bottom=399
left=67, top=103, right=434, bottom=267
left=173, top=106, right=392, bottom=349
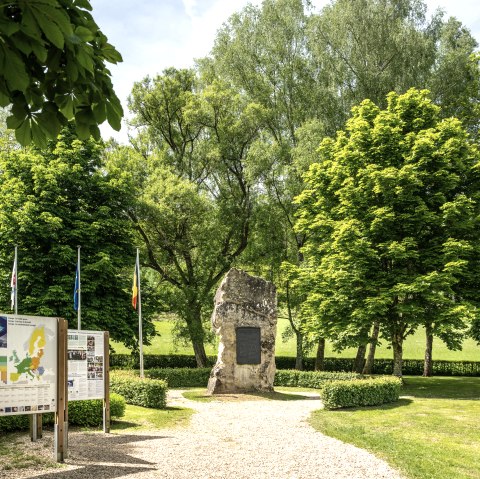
left=4, top=390, right=404, bottom=479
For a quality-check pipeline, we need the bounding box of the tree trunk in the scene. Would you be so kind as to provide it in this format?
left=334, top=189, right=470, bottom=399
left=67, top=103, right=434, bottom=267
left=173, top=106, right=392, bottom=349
left=353, top=344, right=367, bottom=373
left=295, top=330, right=304, bottom=371
left=315, top=337, right=326, bottom=371
left=363, top=321, right=380, bottom=375
left=423, top=321, right=433, bottom=377
left=185, top=302, right=208, bottom=368
left=392, top=334, right=404, bottom=377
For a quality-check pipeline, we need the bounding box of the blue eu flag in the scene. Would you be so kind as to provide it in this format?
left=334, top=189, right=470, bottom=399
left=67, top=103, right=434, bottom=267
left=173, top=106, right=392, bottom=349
left=74, top=265, right=79, bottom=311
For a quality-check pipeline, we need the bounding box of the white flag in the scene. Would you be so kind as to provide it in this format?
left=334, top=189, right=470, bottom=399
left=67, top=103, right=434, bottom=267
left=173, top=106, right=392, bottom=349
left=10, top=257, right=16, bottom=310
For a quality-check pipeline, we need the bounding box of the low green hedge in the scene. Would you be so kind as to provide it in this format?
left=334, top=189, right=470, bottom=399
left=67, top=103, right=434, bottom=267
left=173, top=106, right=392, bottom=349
left=110, top=371, right=168, bottom=409
left=110, top=354, right=480, bottom=376
left=0, top=394, right=125, bottom=432
left=146, top=367, right=211, bottom=387
left=274, top=370, right=361, bottom=389
left=68, top=393, right=125, bottom=427
left=320, top=377, right=402, bottom=410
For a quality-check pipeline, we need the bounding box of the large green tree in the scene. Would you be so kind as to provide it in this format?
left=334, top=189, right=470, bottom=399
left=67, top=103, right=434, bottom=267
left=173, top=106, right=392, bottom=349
left=205, top=0, right=480, bottom=369
left=108, top=69, right=266, bottom=366
left=0, top=126, right=154, bottom=349
left=295, top=89, right=480, bottom=377
left=0, top=0, right=123, bottom=147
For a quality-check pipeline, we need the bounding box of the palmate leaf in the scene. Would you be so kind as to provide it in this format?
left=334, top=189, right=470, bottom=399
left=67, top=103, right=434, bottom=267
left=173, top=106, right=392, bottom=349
left=15, top=119, right=33, bottom=146
left=2, top=45, right=29, bottom=91
left=29, top=4, right=65, bottom=49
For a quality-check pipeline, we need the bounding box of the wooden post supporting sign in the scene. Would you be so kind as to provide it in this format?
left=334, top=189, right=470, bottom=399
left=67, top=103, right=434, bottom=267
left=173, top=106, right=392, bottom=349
left=103, top=331, right=110, bottom=433
left=54, top=318, right=68, bottom=462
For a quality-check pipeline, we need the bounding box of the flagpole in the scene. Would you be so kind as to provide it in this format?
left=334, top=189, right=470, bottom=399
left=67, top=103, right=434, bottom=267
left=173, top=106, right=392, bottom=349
left=77, top=246, right=81, bottom=330
left=137, top=248, right=144, bottom=378
left=14, top=245, right=18, bottom=315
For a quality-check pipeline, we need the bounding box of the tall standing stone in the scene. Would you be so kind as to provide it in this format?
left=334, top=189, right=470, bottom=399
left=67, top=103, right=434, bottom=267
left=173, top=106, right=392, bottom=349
left=207, top=268, right=277, bottom=394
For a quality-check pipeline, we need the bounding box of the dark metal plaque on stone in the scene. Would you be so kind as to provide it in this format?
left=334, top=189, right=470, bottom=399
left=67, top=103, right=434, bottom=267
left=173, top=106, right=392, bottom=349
left=236, top=327, right=261, bottom=365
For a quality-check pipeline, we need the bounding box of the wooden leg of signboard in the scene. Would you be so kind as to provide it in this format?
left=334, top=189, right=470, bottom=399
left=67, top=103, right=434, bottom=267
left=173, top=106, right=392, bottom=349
left=37, top=413, right=43, bottom=439
left=54, top=318, right=68, bottom=463
left=30, top=414, right=37, bottom=441
left=103, top=331, right=110, bottom=433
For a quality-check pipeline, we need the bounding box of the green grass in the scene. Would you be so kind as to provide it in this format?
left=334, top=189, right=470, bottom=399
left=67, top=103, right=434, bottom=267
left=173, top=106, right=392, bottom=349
left=112, top=318, right=480, bottom=361
left=0, top=434, right=62, bottom=472
left=111, top=403, right=194, bottom=431
left=309, top=376, right=480, bottom=479
left=182, top=387, right=316, bottom=402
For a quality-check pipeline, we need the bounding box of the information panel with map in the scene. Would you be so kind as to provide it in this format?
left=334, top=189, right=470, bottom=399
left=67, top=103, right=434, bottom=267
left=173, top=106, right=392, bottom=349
left=0, top=315, right=58, bottom=416
left=67, top=330, right=105, bottom=401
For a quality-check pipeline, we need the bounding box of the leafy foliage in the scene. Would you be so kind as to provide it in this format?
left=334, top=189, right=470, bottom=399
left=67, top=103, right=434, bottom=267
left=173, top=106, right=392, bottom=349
left=0, top=126, right=155, bottom=349
left=295, top=88, right=480, bottom=376
left=0, top=0, right=123, bottom=146
left=320, top=377, right=402, bottom=409
left=110, top=371, right=168, bottom=409
left=68, top=393, right=125, bottom=426
left=108, top=68, right=266, bottom=366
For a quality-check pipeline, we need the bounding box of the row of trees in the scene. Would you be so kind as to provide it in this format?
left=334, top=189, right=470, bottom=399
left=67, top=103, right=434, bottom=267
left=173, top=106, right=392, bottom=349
left=1, top=0, right=479, bottom=376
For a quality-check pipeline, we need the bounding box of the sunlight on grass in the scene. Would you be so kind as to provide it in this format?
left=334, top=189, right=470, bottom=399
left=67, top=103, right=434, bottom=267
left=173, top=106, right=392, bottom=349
left=111, top=318, right=480, bottom=361
left=182, top=387, right=319, bottom=402
left=111, top=403, right=194, bottom=431
left=309, top=377, right=480, bottom=479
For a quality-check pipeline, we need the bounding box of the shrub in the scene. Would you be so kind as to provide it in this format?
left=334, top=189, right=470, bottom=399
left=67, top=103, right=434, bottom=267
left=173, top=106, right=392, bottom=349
left=274, top=370, right=361, bottom=389
left=321, top=377, right=402, bottom=410
left=68, top=393, right=126, bottom=427
left=110, top=371, right=168, bottom=409
left=110, top=354, right=215, bottom=369
left=110, top=354, right=480, bottom=376
left=146, top=368, right=211, bottom=387
left=0, top=394, right=125, bottom=432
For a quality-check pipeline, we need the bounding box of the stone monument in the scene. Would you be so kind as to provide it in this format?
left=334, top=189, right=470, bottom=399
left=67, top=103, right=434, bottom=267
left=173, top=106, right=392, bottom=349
left=207, top=268, right=277, bottom=394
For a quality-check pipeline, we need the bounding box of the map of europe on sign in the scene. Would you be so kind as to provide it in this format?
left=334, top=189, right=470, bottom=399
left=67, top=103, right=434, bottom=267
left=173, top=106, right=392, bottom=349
left=0, top=315, right=57, bottom=416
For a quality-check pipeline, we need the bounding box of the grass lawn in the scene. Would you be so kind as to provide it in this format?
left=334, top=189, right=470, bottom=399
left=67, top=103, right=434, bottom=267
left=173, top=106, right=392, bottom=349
left=111, top=318, right=480, bottom=361
left=309, top=376, right=480, bottom=479
left=111, top=403, right=194, bottom=431
left=182, top=387, right=319, bottom=402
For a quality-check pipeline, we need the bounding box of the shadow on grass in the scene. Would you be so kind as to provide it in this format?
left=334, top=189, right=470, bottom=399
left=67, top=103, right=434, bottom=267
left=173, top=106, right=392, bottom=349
left=326, top=398, right=413, bottom=412
left=183, top=389, right=320, bottom=402
left=401, top=376, right=480, bottom=400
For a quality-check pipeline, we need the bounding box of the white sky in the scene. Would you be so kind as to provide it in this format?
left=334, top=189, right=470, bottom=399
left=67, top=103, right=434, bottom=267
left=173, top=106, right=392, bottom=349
left=90, top=0, right=480, bottom=143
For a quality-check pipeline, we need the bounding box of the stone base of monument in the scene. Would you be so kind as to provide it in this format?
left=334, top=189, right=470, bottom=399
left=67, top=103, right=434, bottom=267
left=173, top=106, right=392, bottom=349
left=207, top=269, right=277, bottom=395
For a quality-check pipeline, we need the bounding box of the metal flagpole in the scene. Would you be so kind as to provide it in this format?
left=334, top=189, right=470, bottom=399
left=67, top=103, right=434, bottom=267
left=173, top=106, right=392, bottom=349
left=14, top=245, right=18, bottom=315
left=137, top=248, right=144, bottom=378
left=77, top=246, right=81, bottom=330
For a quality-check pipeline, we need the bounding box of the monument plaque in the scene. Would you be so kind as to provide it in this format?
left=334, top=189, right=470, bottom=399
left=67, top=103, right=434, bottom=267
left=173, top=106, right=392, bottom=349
left=236, top=327, right=261, bottom=365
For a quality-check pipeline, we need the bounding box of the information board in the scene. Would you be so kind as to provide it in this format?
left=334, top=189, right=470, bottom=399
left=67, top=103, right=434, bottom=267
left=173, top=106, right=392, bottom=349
left=0, top=315, right=58, bottom=416
left=67, top=330, right=105, bottom=401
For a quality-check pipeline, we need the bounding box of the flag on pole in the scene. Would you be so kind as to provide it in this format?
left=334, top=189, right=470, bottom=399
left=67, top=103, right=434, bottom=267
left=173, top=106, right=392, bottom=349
left=74, top=264, right=80, bottom=311
left=10, top=257, right=16, bottom=310
left=132, top=257, right=139, bottom=309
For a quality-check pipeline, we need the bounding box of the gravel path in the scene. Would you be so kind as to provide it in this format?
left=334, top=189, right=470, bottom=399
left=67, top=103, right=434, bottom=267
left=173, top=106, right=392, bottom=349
left=4, top=390, right=404, bottom=479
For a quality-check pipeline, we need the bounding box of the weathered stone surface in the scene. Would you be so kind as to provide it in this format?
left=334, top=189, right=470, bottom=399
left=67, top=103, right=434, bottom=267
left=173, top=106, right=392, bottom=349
left=207, top=268, right=277, bottom=394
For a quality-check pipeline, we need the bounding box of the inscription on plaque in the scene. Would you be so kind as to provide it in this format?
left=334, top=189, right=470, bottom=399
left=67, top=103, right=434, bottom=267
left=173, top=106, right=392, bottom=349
left=236, top=327, right=261, bottom=365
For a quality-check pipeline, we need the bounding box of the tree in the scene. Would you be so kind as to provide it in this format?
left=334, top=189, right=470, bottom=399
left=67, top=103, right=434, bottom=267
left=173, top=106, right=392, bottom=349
left=204, top=0, right=329, bottom=369
left=204, top=0, right=480, bottom=369
left=0, top=0, right=123, bottom=147
left=0, top=126, right=154, bottom=349
left=295, top=89, right=480, bottom=377
left=108, top=69, right=266, bottom=366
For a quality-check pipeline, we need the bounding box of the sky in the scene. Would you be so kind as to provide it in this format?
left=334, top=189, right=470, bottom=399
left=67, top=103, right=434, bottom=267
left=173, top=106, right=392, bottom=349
left=90, top=0, right=480, bottom=143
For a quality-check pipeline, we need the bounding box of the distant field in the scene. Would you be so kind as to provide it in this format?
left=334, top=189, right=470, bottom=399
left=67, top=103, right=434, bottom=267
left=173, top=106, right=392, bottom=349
left=111, top=318, right=479, bottom=361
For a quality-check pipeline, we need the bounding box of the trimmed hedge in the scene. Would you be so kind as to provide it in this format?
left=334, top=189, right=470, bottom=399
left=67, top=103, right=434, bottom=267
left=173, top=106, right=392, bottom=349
left=0, top=394, right=125, bottom=432
left=321, top=377, right=402, bottom=410
left=274, top=370, right=361, bottom=389
left=68, top=393, right=125, bottom=427
left=110, top=354, right=480, bottom=376
left=110, top=371, right=168, bottom=409
left=146, top=368, right=211, bottom=387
